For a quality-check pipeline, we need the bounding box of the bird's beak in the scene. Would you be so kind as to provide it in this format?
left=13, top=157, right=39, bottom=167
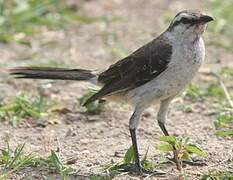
left=199, top=15, right=214, bottom=23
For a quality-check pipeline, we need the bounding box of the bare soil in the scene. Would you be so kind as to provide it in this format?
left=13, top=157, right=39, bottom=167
left=0, top=0, right=232, bottom=179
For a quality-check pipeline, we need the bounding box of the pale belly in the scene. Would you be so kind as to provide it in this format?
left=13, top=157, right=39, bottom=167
left=126, top=38, right=205, bottom=107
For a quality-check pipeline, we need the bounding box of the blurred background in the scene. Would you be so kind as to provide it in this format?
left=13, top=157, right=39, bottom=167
left=0, top=0, right=232, bottom=69
left=0, top=0, right=232, bottom=179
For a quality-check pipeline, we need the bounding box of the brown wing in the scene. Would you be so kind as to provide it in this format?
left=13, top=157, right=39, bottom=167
left=84, top=36, right=172, bottom=105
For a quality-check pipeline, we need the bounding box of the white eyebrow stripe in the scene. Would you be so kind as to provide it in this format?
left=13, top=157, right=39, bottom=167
left=175, top=13, right=195, bottom=22
left=202, top=12, right=207, bottom=15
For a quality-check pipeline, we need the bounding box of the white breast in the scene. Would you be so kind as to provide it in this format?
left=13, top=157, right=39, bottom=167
left=167, top=36, right=205, bottom=87
left=126, top=35, right=205, bottom=107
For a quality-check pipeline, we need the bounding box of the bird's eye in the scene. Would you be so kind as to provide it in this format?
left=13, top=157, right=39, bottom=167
left=170, top=15, right=197, bottom=29
left=180, top=17, right=195, bottom=24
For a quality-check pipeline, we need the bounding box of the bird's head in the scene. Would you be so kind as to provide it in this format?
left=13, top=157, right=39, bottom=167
left=167, top=10, right=214, bottom=41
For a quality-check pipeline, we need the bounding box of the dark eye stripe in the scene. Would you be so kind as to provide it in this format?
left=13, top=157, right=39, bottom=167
left=172, top=17, right=197, bottom=27
left=181, top=17, right=197, bottom=24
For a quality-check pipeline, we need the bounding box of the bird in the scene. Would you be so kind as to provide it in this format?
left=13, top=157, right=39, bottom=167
left=10, top=10, right=213, bottom=173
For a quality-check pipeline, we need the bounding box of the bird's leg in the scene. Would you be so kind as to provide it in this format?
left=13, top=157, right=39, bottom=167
left=127, top=106, right=167, bottom=175
left=158, top=121, right=170, bottom=136
left=157, top=98, right=182, bottom=171
left=129, top=128, right=141, bottom=172
left=158, top=121, right=181, bottom=171
left=157, top=98, right=207, bottom=169
left=129, top=107, right=143, bottom=173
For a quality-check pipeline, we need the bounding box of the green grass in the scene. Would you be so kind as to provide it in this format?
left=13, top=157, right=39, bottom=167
left=0, top=142, right=36, bottom=179
left=214, top=111, right=233, bottom=137
left=108, top=47, right=129, bottom=59
left=214, top=111, right=233, bottom=129
left=184, top=83, right=225, bottom=101
left=219, top=67, right=233, bottom=79
left=106, top=146, right=156, bottom=175
left=106, top=137, right=206, bottom=174
left=0, top=87, right=53, bottom=126
left=184, top=84, right=205, bottom=100
left=0, top=0, right=67, bottom=43
left=207, top=0, right=233, bottom=51
left=201, top=170, right=233, bottom=180
left=89, top=175, right=112, bottom=180
left=184, top=66, right=233, bottom=101
left=157, top=136, right=206, bottom=171
left=0, top=140, right=77, bottom=180
left=184, top=70, right=233, bottom=137
left=37, top=150, right=77, bottom=180
left=0, top=0, right=122, bottom=44
left=211, top=67, right=233, bottom=137
left=157, top=136, right=206, bottom=160
left=78, top=88, right=105, bottom=115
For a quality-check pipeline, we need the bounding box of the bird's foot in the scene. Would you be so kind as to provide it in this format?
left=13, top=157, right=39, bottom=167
left=117, top=163, right=166, bottom=176
left=140, top=168, right=166, bottom=176
left=132, top=163, right=143, bottom=175
left=116, top=163, right=142, bottom=174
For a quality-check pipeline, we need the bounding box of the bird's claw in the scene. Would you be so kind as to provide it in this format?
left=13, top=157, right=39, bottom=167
left=118, top=163, right=166, bottom=176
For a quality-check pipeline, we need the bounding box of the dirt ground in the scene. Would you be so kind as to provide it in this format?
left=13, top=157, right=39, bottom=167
left=0, top=0, right=232, bottom=179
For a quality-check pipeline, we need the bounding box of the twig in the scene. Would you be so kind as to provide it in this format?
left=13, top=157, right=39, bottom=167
left=201, top=71, right=233, bottom=108
left=219, top=80, right=233, bottom=108
left=143, top=170, right=167, bottom=180
left=207, top=157, right=232, bottom=168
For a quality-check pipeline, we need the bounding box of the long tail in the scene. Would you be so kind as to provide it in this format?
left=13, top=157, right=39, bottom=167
left=10, top=67, right=96, bottom=81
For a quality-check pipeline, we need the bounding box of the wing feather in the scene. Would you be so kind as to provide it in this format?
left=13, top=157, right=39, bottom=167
left=84, top=36, right=172, bottom=105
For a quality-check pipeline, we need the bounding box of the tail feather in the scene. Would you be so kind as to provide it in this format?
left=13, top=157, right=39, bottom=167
left=10, top=66, right=100, bottom=106
left=10, top=67, right=96, bottom=81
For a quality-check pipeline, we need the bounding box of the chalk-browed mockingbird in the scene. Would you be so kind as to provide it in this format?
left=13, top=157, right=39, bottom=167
left=10, top=10, right=213, bottom=173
